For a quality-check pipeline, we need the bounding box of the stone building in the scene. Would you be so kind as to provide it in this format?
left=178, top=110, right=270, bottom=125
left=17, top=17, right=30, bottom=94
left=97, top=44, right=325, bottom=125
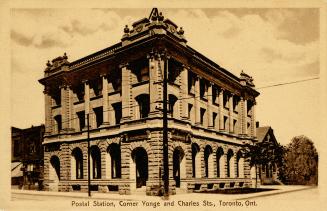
left=39, top=8, right=259, bottom=195
left=11, top=125, right=45, bottom=190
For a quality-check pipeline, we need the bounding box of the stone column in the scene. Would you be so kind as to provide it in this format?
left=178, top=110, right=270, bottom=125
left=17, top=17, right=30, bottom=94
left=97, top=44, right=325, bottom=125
left=148, top=54, right=162, bottom=117
left=194, top=76, right=200, bottom=125
left=180, top=65, right=188, bottom=120
left=240, top=97, right=247, bottom=135
left=101, top=75, right=110, bottom=126
left=207, top=82, right=213, bottom=128
left=219, top=88, right=224, bottom=131
left=121, top=63, right=132, bottom=122
left=251, top=101, right=256, bottom=137
left=60, top=84, right=73, bottom=132
left=84, top=80, right=91, bottom=129
left=229, top=94, right=234, bottom=133
left=44, top=87, right=53, bottom=135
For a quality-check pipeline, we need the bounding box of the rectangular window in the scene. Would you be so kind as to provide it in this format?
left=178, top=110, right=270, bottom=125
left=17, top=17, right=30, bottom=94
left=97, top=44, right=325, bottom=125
left=200, top=79, right=207, bottom=100
left=247, top=100, right=253, bottom=116
left=233, top=119, right=237, bottom=133
left=212, top=86, right=218, bottom=104
left=213, top=112, right=217, bottom=127
left=94, top=107, right=103, bottom=128
left=53, top=89, right=61, bottom=106
left=200, top=108, right=206, bottom=125
left=112, top=102, right=122, bottom=125
left=54, top=115, right=62, bottom=132
left=75, top=83, right=84, bottom=102
left=77, top=111, right=85, bottom=131
left=233, top=96, right=239, bottom=112
left=224, top=116, right=228, bottom=130
left=223, top=92, right=229, bottom=108
left=188, top=71, right=195, bottom=94
left=188, top=103, right=193, bottom=119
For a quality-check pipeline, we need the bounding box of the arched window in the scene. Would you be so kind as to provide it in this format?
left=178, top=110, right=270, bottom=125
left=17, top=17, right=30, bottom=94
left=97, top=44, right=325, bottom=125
left=227, top=149, right=234, bottom=178
left=90, top=146, right=101, bottom=179
left=50, top=155, right=60, bottom=181
left=135, top=94, right=150, bottom=119
left=236, top=151, right=243, bottom=178
left=131, top=147, right=148, bottom=188
left=204, top=145, right=213, bottom=178
left=216, top=147, right=224, bottom=178
left=173, top=146, right=185, bottom=188
left=192, top=143, right=200, bottom=178
left=71, top=148, right=83, bottom=179
left=107, top=144, right=121, bottom=178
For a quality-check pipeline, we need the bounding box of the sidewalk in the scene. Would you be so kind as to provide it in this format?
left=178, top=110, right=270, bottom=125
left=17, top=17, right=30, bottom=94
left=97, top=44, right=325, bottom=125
left=12, top=185, right=316, bottom=201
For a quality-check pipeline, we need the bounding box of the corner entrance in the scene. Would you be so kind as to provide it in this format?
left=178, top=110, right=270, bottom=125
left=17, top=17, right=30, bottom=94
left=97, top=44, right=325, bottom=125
left=131, top=147, right=148, bottom=189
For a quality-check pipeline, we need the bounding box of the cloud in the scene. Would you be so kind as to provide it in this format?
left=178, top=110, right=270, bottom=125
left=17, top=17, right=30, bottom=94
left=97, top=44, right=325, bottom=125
left=10, top=8, right=320, bottom=144
left=164, top=9, right=319, bottom=87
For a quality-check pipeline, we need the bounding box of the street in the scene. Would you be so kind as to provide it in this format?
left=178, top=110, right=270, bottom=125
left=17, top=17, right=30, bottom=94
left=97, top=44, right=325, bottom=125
left=7, top=186, right=323, bottom=211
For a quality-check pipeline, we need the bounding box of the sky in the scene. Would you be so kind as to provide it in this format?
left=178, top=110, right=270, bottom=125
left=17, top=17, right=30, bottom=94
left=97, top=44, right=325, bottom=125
left=10, top=8, right=321, bottom=148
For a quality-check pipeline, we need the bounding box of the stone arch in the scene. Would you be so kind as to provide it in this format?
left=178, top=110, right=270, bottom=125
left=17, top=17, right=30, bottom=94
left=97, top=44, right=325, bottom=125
left=204, top=145, right=214, bottom=178
left=191, top=142, right=201, bottom=178
left=106, top=143, right=121, bottom=179
left=216, top=147, right=224, bottom=178
left=71, top=147, right=83, bottom=179
left=49, top=155, right=60, bottom=191
left=90, top=145, right=101, bottom=179
left=173, top=146, right=186, bottom=188
left=226, top=149, right=234, bottom=178
left=236, top=150, right=244, bottom=178
left=131, top=147, right=148, bottom=189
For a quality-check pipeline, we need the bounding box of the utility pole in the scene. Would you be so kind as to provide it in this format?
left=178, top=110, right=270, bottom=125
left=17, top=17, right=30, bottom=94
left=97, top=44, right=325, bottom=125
left=162, top=51, right=169, bottom=198
left=87, top=113, right=91, bottom=197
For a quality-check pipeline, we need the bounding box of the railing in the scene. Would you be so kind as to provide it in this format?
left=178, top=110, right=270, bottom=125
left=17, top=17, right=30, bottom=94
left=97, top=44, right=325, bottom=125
left=69, top=43, right=122, bottom=70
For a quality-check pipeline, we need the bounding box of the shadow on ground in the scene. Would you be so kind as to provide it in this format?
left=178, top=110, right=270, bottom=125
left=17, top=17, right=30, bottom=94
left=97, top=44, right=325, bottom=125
left=197, top=188, right=277, bottom=194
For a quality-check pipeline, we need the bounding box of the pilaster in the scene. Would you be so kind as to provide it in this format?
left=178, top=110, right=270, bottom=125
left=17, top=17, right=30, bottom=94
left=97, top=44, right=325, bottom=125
left=180, top=65, right=189, bottom=120
left=83, top=80, right=91, bottom=129
left=207, top=82, right=213, bottom=128
left=251, top=101, right=256, bottom=137
left=229, top=94, right=234, bottom=133
left=148, top=53, right=162, bottom=117
left=101, top=75, right=110, bottom=126
left=44, top=87, right=53, bottom=135
left=121, top=63, right=132, bottom=121
left=219, top=88, right=224, bottom=131
left=60, top=84, right=74, bottom=132
left=194, top=76, right=200, bottom=125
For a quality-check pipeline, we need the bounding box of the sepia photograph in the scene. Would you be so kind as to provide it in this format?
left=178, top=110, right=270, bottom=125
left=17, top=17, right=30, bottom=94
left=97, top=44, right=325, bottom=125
left=1, top=1, right=326, bottom=210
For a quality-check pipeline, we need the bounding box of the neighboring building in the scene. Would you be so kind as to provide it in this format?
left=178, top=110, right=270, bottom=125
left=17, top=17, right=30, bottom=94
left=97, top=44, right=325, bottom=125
left=11, top=125, right=45, bottom=190
left=256, top=125, right=280, bottom=185
left=11, top=127, right=23, bottom=187
left=38, top=8, right=259, bottom=195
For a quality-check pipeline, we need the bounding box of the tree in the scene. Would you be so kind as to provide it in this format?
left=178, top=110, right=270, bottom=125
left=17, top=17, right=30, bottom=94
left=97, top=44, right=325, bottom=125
left=279, top=135, right=318, bottom=185
left=242, top=140, right=284, bottom=188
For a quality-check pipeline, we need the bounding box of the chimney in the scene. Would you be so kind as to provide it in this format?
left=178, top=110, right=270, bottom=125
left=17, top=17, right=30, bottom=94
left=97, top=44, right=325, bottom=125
left=256, top=121, right=260, bottom=128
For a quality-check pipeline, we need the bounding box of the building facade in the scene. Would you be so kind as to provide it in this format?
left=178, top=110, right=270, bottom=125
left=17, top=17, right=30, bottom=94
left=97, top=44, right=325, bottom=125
left=256, top=126, right=281, bottom=185
left=11, top=125, right=45, bottom=190
left=39, top=8, right=259, bottom=195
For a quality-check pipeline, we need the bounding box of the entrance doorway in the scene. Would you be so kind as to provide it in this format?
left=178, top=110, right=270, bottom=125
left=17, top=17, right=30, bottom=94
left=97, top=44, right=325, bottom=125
left=131, top=147, right=148, bottom=188
left=173, top=147, right=185, bottom=188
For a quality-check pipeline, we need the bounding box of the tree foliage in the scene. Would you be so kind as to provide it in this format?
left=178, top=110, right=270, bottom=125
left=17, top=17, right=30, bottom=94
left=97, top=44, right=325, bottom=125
left=241, top=140, right=284, bottom=187
left=279, top=135, right=318, bottom=185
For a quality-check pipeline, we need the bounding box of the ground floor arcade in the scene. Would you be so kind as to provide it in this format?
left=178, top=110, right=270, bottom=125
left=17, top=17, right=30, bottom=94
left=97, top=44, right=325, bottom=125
left=44, top=130, right=255, bottom=195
